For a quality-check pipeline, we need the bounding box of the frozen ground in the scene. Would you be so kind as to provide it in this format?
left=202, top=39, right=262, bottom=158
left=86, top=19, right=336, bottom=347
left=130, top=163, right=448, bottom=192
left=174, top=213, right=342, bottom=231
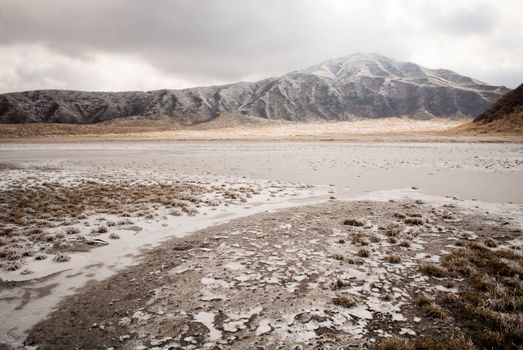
left=0, top=141, right=522, bottom=349
left=24, top=199, right=523, bottom=349
left=0, top=165, right=323, bottom=347
left=1, top=141, right=521, bottom=203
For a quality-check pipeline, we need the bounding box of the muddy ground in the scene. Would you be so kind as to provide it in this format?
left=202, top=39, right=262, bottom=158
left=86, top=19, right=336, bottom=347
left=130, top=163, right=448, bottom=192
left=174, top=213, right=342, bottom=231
left=17, top=199, right=521, bottom=350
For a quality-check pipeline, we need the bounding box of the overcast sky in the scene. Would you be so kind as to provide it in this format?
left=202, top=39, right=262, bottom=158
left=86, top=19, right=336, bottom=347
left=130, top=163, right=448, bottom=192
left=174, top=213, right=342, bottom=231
left=0, top=0, right=521, bottom=93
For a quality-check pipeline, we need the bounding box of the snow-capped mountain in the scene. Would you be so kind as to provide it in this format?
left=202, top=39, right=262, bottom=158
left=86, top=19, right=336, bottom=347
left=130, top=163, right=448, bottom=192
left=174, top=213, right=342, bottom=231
left=0, top=53, right=510, bottom=124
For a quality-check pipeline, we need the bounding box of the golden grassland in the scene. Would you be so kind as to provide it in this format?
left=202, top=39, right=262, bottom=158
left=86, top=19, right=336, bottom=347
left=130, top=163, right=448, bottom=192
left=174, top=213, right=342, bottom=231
left=0, top=115, right=522, bottom=142
left=450, top=110, right=523, bottom=136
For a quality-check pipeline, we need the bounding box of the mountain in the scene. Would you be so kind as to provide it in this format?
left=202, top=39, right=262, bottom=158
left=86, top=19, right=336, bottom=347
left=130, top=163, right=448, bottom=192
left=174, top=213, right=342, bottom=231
left=473, top=83, right=523, bottom=123
left=0, top=53, right=510, bottom=124
left=447, top=83, right=522, bottom=135
left=457, top=83, right=523, bottom=134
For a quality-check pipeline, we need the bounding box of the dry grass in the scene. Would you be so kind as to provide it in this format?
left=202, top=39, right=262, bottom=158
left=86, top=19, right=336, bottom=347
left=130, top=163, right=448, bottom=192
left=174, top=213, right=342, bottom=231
left=399, top=239, right=411, bottom=248
left=418, top=241, right=523, bottom=349
left=351, top=232, right=369, bottom=245
left=453, top=110, right=523, bottom=136
left=369, top=234, right=380, bottom=243
left=404, top=217, right=423, bottom=225
left=385, top=253, right=402, bottom=264
left=424, top=302, right=447, bottom=318
left=0, top=178, right=255, bottom=269
left=34, top=253, right=47, bottom=260
left=379, top=336, right=477, bottom=350
left=419, top=263, right=452, bottom=278
left=415, top=293, right=433, bottom=307
left=65, top=227, right=80, bottom=235
left=95, top=226, right=108, bottom=234
left=332, top=295, right=358, bottom=308
left=332, top=253, right=345, bottom=261
left=332, top=279, right=349, bottom=290
left=385, top=223, right=402, bottom=237
left=393, top=212, right=406, bottom=219
left=484, top=238, right=498, bottom=248
left=357, top=248, right=370, bottom=258
left=53, top=252, right=71, bottom=262
left=0, top=117, right=473, bottom=141
left=343, top=218, right=365, bottom=227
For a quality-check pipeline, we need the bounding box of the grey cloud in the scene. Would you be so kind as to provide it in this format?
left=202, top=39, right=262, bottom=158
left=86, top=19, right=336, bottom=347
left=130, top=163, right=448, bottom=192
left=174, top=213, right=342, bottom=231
left=0, top=0, right=406, bottom=83
left=0, top=0, right=521, bottom=92
left=431, top=5, right=497, bottom=35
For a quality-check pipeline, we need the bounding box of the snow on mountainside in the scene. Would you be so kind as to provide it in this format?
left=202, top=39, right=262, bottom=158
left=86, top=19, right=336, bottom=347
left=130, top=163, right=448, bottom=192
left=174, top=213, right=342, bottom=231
left=0, top=53, right=510, bottom=124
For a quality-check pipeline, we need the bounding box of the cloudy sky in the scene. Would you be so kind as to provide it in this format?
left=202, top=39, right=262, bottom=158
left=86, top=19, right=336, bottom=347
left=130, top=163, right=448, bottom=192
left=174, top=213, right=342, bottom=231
left=0, top=0, right=521, bottom=93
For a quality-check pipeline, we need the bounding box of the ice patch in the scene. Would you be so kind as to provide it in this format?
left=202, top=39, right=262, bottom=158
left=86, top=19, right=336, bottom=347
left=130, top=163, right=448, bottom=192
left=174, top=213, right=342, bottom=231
left=223, top=262, right=244, bottom=271
left=194, top=311, right=222, bottom=341
left=391, top=313, right=406, bottom=322
left=256, top=319, right=272, bottom=336
left=345, top=305, right=373, bottom=320
left=200, top=277, right=230, bottom=288
left=399, top=327, right=416, bottom=336
left=200, top=290, right=225, bottom=301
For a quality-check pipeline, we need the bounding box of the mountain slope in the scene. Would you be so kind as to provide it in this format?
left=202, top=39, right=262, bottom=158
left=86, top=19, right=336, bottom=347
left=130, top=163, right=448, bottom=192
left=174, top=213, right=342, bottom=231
left=449, top=83, right=523, bottom=135
left=0, top=53, right=510, bottom=124
left=473, top=83, right=523, bottom=123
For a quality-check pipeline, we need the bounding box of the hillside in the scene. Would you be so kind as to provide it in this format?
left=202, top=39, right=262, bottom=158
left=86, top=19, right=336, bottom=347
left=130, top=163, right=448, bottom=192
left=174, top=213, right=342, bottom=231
left=453, top=83, right=523, bottom=135
left=473, top=83, right=523, bottom=123
left=0, top=53, right=509, bottom=124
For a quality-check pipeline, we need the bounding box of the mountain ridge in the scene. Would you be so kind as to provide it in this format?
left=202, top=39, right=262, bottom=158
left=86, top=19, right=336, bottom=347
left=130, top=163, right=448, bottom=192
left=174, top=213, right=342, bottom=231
left=0, top=53, right=510, bottom=124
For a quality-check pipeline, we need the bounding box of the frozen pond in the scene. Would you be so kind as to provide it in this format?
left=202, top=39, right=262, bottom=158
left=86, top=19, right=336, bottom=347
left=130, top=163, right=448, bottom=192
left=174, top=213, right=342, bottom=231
left=1, top=141, right=522, bottom=203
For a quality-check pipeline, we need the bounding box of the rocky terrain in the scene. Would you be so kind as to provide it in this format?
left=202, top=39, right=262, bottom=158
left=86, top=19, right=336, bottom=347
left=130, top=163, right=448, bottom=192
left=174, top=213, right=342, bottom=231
left=0, top=53, right=509, bottom=124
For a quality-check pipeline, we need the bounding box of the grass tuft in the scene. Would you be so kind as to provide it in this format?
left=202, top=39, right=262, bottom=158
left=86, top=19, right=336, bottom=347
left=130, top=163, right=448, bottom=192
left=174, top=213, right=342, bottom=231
left=420, top=263, right=452, bottom=278
left=53, top=252, right=71, bottom=262
left=357, top=248, right=370, bottom=258
left=385, top=253, right=401, bottom=264
left=332, top=295, right=358, bottom=308
left=380, top=336, right=477, bottom=350
left=343, top=218, right=365, bottom=227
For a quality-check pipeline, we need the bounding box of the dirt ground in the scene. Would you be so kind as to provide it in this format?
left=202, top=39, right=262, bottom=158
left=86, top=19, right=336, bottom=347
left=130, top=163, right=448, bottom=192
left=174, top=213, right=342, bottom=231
left=17, top=199, right=521, bottom=350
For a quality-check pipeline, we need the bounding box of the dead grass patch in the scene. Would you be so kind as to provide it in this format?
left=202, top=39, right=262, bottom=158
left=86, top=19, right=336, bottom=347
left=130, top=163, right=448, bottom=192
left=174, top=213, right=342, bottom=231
left=0, top=178, right=255, bottom=268
left=379, top=336, right=476, bottom=350
left=332, top=295, right=358, bottom=308
left=343, top=218, right=365, bottom=227
left=418, top=241, right=523, bottom=349
left=357, top=248, right=370, bottom=258
left=385, top=253, right=402, bottom=264
left=405, top=217, right=423, bottom=225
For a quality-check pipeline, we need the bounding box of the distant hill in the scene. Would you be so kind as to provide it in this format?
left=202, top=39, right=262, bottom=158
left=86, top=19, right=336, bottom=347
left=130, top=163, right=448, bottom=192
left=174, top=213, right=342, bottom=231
left=0, top=53, right=510, bottom=124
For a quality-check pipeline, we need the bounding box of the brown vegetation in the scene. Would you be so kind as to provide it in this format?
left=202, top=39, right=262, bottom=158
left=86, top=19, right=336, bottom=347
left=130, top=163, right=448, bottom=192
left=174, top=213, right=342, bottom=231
left=332, top=295, right=358, bottom=308
left=0, top=178, right=256, bottom=270
left=417, top=242, right=523, bottom=350
left=379, top=336, right=476, bottom=350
